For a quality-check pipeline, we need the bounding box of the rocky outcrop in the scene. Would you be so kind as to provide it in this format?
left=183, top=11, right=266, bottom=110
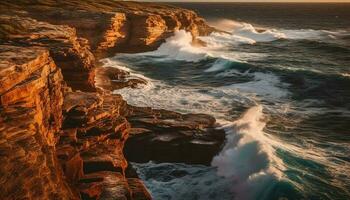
left=0, top=15, right=95, bottom=92
left=124, top=107, right=225, bottom=165
left=58, top=91, right=151, bottom=200
left=0, top=1, right=222, bottom=200
left=0, top=0, right=214, bottom=55
left=0, top=14, right=151, bottom=200
left=95, top=67, right=148, bottom=91
left=0, top=45, right=77, bottom=199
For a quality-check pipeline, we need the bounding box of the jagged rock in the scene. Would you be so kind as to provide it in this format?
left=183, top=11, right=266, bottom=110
left=0, top=0, right=214, bottom=55
left=79, top=172, right=132, bottom=200
left=124, top=106, right=225, bottom=165
left=127, top=178, right=152, bottom=200
left=0, top=46, right=78, bottom=199
left=95, top=67, right=148, bottom=91
left=0, top=15, right=95, bottom=91
left=57, top=91, right=153, bottom=199
left=0, top=1, right=220, bottom=199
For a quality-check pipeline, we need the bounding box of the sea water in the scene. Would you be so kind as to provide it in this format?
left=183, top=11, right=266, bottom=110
left=103, top=3, right=350, bottom=200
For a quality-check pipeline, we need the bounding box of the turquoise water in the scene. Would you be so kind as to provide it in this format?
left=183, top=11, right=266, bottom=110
left=105, top=3, right=350, bottom=200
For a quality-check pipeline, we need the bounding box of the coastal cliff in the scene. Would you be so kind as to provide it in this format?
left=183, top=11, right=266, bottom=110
left=0, top=1, right=223, bottom=199
left=1, top=0, right=214, bottom=54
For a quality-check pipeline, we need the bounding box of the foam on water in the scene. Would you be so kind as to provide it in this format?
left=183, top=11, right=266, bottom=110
left=105, top=19, right=350, bottom=199
left=202, top=19, right=286, bottom=46
left=139, top=30, right=209, bottom=62
left=130, top=20, right=347, bottom=66
left=134, top=29, right=267, bottom=63
left=106, top=60, right=296, bottom=199
left=204, top=57, right=246, bottom=72
left=212, top=105, right=285, bottom=200
left=108, top=59, right=288, bottom=119
left=206, top=19, right=347, bottom=45
left=132, top=162, right=234, bottom=200
left=220, top=72, right=290, bottom=99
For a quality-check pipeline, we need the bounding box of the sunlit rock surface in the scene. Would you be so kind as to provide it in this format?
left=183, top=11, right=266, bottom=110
left=0, top=1, right=219, bottom=199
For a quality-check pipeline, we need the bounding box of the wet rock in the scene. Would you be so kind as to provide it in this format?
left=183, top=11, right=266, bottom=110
left=127, top=178, right=152, bottom=200
left=57, top=91, right=153, bottom=199
left=79, top=172, right=131, bottom=200
left=95, top=67, right=148, bottom=91
left=124, top=106, right=225, bottom=165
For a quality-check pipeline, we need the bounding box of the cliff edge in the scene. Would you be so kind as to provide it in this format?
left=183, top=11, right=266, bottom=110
left=0, top=1, right=223, bottom=200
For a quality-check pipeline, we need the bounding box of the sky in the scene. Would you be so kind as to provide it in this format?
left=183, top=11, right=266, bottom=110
left=136, top=0, right=350, bottom=2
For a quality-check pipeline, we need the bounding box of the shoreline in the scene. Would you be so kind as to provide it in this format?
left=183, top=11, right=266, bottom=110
left=0, top=1, right=224, bottom=199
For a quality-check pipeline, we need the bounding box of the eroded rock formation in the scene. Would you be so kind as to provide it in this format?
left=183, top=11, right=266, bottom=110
left=0, top=1, right=223, bottom=199
left=1, top=0, right=214, bottom=55
left=0, top=46, right=77, bottom=199
left=0, top=15, right=95, bottom=92
left=125, top=107, right=225, bottom=165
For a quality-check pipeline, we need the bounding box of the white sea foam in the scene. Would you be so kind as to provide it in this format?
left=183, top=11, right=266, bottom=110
left=207, top=19, right=347, bottom=44
left=109, top=62, right=290, bottom=198
left=341, top=73, right=350, bottom=78
left=132, top=22, right=343, bottom=65
left=133, top=162, right=234, bottom=200
left=103, top=19, right=350, bottom=199
left=204, top=57, right=246, bottom=72
left=212, top=105, right=285, bottom=200
left=113, top=77, right=250, bottom=119
left=140, top=30, right=209, bottom=62
left=145, top=20, right=349, bottom=65
left=232, top=23, right=286, bottom=42
left=108, top=59, right=289, bottom=120
left=199, top=32, right=256, bottom=47
left=136, top=29, right=267, bottom=63
left=203, top=19, right=286, bottom=45
left=101, top=58, right=154, bottom=89
left=220, top=72, right=290, bottom=99
left=281, top=29, right=335, bottom=40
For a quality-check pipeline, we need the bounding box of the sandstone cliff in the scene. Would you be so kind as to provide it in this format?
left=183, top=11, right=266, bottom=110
left=0, top=15, right=95, bottom=92
left=1, top=0, right=214, bottom=55
left=0, top=46, right=77, bottom=199
left=0, top=1, right=222, bottom=200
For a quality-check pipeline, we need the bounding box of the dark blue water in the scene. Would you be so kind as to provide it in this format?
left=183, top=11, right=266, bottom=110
left=105, top=3, right=350, bottom=200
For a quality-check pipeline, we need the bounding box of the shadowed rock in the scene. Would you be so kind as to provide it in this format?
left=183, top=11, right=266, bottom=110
left=124, top=106, right=226, bottom=165
left=0, top=1, right=219, bottom=199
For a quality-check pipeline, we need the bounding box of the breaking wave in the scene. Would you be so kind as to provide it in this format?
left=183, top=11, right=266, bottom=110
left=206, top=19, right=349, bottom=45
left=140, top=30, right=208, bottom=62
left=212, top=105, right=285, bottom=200
left=135, top=20, right=348, bottom=65
left=106, top=18, right=350, bottom=200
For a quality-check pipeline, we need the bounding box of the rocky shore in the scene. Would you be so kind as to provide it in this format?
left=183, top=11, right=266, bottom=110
left=0, top=1, right=224, bottom=199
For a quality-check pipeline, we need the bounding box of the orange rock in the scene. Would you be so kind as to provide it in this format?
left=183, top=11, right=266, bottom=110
left=0, top=15, right=96, bottom=92
left=128, top=178, right=152, bottom=200
left=0, top=1, right=218, bottom=200
left=0, top=46, right=78, bottom=199
left=65, top=154, right=84, bottom=183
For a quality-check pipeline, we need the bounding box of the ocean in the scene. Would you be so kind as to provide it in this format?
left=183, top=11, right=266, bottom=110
left=103, top=3, right=350, bottom=200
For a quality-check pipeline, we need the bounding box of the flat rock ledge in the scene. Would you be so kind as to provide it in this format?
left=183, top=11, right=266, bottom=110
left=125, top=106, right=226, bottom=165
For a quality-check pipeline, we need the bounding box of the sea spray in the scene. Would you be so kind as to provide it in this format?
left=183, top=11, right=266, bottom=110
left=141, top=30, right=208, bottom=62
left=106, top=14, right=350, bottom=199
left=212, top=105, right=285, bottom=200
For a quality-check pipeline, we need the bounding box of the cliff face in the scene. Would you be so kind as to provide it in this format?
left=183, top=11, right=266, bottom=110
left=0, top=15, right=95, bottom=92
left=0, top=15, right=151, bottom=199
left=0, top=1, right=221, bottom=200
left=1, top=0, right=214, bottom=54
left=0, top=46, right=77, bottom=199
